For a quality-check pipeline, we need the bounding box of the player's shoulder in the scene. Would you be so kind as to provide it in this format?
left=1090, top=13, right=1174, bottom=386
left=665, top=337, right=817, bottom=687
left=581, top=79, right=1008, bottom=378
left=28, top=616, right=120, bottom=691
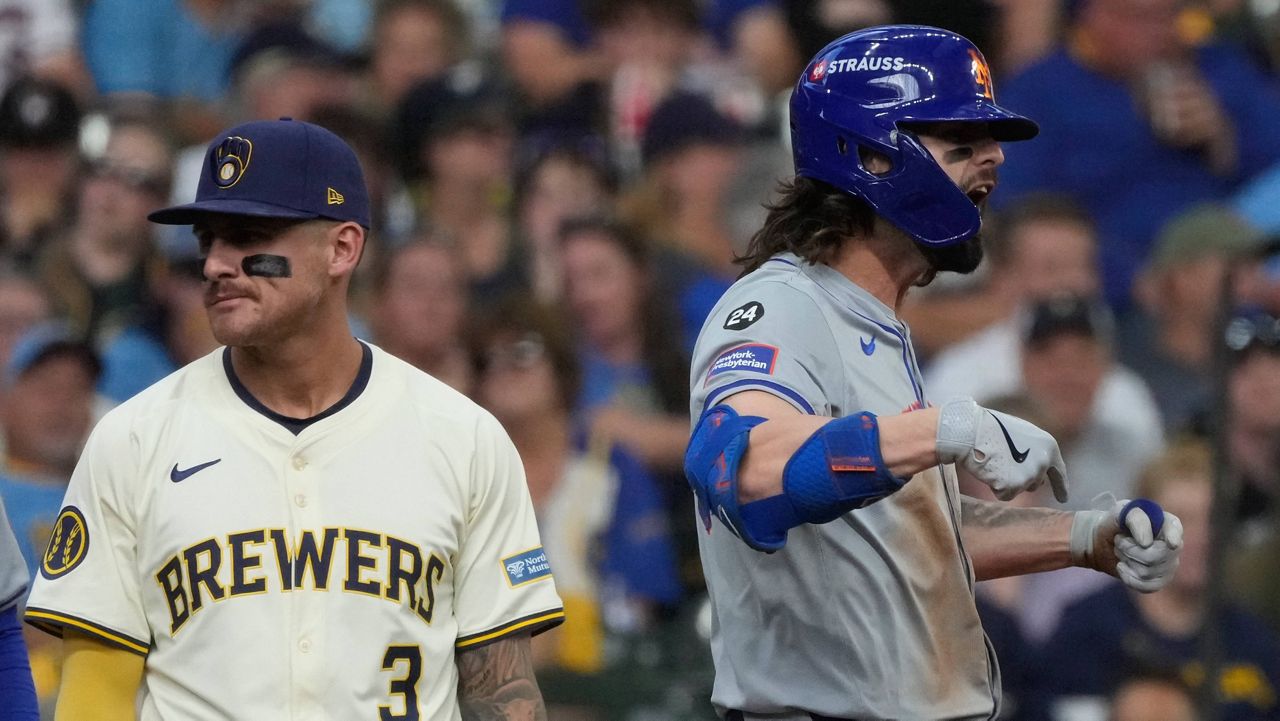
left=90, top=348, right=226, bottom=435
left=365, top=343, right=497, bottom=431
left=710, top=254, right=830, bottom=326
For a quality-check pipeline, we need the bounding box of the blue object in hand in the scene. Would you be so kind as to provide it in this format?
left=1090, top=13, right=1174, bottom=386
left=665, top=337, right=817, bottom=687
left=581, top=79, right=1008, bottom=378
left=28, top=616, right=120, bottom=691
left=1120, top=498, right=1164, bottom=538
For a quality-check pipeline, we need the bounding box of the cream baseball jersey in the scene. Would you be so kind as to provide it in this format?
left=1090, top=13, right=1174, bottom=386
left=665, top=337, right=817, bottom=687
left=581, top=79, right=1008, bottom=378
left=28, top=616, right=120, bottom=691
left=26, top=342, right=563, bottom=720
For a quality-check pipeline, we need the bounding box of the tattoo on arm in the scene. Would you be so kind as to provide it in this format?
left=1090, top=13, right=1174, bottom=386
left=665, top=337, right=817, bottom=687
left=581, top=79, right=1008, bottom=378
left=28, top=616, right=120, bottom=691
left=456, top=635, right=546, bottom=721
left=960, top=495, right=1077, bottom=579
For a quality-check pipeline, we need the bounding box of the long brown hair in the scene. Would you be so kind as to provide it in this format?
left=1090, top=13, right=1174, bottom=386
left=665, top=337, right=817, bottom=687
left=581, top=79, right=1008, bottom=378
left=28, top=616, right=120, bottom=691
left=736, top=177, right=875, bottom=275
left=558, top=216, right=690, bottom=415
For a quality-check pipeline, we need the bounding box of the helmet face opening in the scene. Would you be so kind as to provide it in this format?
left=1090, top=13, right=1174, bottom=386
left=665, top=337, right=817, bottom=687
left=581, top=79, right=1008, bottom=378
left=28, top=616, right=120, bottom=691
left=789, top=24, right=1039, bottom=247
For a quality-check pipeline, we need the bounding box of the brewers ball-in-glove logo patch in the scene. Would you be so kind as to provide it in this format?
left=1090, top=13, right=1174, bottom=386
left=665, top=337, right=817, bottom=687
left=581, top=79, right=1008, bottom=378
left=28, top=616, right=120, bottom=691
left=213, top=135, right=253, bottom=188
left=501, top=547, right=552, bottom=587
left=41, top=506, right=89, bottom=580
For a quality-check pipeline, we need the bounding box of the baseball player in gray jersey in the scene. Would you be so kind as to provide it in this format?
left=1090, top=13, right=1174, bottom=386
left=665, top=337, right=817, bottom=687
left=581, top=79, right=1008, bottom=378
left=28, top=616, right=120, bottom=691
left=0, top=495, right=38, bottom=719
left=683, top=26, right=1185, bottom=721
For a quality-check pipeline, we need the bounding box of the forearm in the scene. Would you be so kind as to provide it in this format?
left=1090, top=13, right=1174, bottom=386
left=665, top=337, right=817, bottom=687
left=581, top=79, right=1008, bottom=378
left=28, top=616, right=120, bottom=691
left=960, top=496, right=1075, bottom=581
left=456, top=635, right=546, bottom=721
left=55, top=630, right=144, bottom=721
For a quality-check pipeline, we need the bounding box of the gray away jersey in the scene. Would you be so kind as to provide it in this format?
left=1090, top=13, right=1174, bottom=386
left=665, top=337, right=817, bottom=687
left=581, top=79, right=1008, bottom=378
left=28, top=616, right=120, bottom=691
left=0, top=496, right=28, bottom=612
left=689, top=254, right=1000, bottom=720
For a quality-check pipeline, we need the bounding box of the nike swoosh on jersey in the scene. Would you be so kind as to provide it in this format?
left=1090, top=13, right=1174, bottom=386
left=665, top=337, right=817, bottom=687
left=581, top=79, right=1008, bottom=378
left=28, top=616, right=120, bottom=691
left=860, top=336, right=876, bottom=356
left=170, top=459, right=222, bottom=482
left=991, top=415, right=1030, bottom=463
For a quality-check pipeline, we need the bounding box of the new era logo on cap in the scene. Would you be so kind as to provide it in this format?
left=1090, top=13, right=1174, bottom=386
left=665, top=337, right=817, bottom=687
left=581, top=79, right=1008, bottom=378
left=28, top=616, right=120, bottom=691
left=147, top=118, right=370, bottom=228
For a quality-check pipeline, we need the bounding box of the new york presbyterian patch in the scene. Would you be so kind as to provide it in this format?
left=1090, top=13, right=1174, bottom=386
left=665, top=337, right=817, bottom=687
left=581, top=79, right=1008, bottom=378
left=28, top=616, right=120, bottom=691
left=705, top=343, right=779, bottom=385
left=501, top=547, right=553, bottom=588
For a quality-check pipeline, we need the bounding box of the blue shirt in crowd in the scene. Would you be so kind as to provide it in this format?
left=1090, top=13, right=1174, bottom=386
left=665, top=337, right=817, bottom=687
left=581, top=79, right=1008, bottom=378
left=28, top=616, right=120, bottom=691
left=0, top=472, right=66, bottom=581
left=500, top=0, right=777, bottom=49
left=83, top=0, right=240, bottom=101
left=1040, top=582, right=1280, bottom=721
left=998, top=44, right=1280, bottom=308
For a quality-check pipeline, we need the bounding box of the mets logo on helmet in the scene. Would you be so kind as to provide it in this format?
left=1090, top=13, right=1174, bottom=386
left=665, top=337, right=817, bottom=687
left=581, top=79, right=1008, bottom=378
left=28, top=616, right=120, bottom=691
left=213, top=135, right=253, bottom=188
left=969, top=49, right=994, bottom=100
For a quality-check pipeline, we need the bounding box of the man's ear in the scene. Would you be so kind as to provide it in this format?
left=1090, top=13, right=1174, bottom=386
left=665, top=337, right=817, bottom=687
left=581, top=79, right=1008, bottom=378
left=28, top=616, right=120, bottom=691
left=859, top=145, right=894, bottom=176
left=329, top=222, right=365, bottom=278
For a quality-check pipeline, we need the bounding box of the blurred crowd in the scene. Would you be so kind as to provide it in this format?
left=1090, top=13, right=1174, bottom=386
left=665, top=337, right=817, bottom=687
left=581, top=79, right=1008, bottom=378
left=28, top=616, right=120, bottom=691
left=2, top=0, right=1280, bottom=719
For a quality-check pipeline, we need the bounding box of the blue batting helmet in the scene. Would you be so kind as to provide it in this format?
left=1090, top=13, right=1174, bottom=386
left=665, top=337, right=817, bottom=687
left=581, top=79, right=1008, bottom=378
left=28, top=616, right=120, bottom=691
left=790, top=25, right=1038, bottom=247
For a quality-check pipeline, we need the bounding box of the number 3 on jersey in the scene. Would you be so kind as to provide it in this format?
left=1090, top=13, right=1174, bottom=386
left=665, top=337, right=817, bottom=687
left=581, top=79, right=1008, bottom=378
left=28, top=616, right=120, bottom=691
left=379, top=645, right=422, bottom=721
left=724, top=301, right=765, bottom=331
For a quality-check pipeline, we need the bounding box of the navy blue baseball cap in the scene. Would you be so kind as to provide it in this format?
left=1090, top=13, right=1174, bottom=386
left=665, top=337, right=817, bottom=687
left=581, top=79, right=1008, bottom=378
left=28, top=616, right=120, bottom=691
left=148, top=118, right=371, bottom=228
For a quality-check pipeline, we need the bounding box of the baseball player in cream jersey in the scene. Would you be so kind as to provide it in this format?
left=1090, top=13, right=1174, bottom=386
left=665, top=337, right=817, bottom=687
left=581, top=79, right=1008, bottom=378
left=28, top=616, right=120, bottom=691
left=24, top=119, right=563, bottom=720
left=683, top=27, right=1185, bottom=721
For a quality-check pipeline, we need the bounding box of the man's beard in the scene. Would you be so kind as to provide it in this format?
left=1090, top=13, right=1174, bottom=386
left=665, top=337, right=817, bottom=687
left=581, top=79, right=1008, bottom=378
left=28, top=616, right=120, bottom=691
left=921, top=233, right=984, bottom=274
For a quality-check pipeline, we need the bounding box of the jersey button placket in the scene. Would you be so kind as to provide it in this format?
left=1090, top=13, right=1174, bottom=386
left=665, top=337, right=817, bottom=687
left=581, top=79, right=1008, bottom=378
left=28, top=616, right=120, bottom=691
left=286, top=449, right=323, bottom=718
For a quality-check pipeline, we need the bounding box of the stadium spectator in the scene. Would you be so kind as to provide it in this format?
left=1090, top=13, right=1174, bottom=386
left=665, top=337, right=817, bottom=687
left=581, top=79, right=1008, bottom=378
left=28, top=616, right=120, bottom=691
left=368, top=0, right=468, bottom=115
left=1109, top=669, right=1200, bottom=721
left=0, top=0, right=86, bottom=95
left=226, top=21, right=359, bottom=126
left=0, top=323, right=99, bottom=576
left=513, top=136, right=615, bottom=303
left=152, top=253, right=216, bottom=368
left=585, top=0, right=702, bottom=173
left=0, top=270, right=50, bottom=372
left=621, top=91, right=741, bottom=348
left=80, top=0, right=245, bottom=139
left=38, top=115, right=175, bottom=401
left=922, top=212, right=1163, bottom=507
left=470, top=296, right=682, bottom=719
left=965, top=393, right=1114, bottom=646
left=1019, top=295, right=1164, bottom=507
left=1122, top=204, right=1268, bottom=434
left=395, top=70, right=521, bottom=302
left=997, top=0, right=1280, bottom=309
left=1038, top=439, right=1280, bottom=721
left=368, top=236, right=473, bottom=394
left=911, top=193, right=1100, bottom=360
left=559, top=217, right=690, bottom=474
left=1216, top=311, right=1280, bottom=525
left=626, top=91, right=745, bottom=278
left=0, top=77, right=80, bottom=269
left=498, top=0, right=605, bottom=137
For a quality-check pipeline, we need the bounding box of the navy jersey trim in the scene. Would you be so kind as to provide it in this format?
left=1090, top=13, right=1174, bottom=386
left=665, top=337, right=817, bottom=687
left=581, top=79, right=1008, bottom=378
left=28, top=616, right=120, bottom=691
left=455, top=607, right=566, bottom=650
left=0, top=585, right=26, bottom=612
left=766, top=256, right=798, bottom=268
left=703, top=378, right=816, bottom=415
left=223, top=340, right=373, bottom=435
left=24, top=607, right=150, bottom=655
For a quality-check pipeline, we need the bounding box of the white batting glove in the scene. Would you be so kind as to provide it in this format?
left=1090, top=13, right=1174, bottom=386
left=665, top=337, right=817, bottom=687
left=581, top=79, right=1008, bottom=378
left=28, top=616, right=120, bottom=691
left=936, top=398, right=1068, bottom=502
left=1071, top=498, right=1184, bottom=593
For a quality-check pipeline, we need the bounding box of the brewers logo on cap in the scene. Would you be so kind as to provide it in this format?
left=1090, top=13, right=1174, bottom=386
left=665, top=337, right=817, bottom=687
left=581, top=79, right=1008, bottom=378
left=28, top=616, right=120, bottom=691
left=213, top=135, right=253, bottom=188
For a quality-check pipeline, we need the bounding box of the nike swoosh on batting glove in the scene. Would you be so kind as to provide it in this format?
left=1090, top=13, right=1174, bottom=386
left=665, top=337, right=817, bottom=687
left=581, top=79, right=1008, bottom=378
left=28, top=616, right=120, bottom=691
left=936, top=398, right=1069, bottom=502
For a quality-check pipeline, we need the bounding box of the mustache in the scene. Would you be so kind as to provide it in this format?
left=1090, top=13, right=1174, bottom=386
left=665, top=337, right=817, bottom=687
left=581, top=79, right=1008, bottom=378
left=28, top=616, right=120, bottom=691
left=203, top=281, right=257, bottom=305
